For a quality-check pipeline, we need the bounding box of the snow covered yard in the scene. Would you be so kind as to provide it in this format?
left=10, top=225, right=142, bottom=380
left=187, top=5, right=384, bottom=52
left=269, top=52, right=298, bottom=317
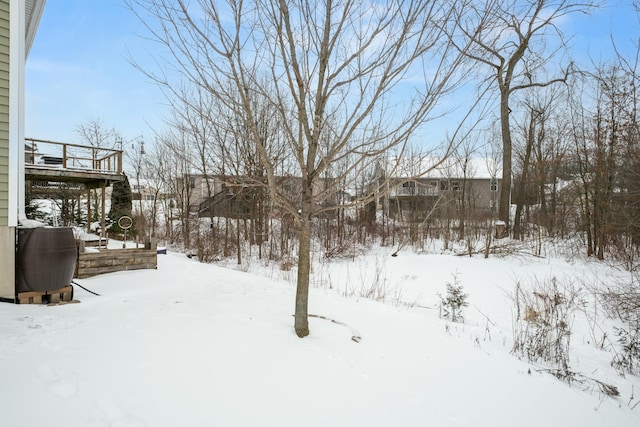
left=1, top=248, right=639, bottom=427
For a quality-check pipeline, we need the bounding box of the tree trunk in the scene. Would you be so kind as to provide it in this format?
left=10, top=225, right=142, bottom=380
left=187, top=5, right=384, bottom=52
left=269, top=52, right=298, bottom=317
left=236, top=218, right=242, bottom=265
left=513, top=109, right=535, bottom=240
left=584, top=190, right=594, bottom=257
left=294, top=205, right=311, bottom=338
left=458, top=179, right=467, bottom=240
left=224, top=217, right=230, bottom=258
left=498, top=88, right=512, bottom=237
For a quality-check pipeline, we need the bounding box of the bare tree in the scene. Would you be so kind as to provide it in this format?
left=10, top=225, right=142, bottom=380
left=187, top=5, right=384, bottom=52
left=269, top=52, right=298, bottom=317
left=143, top=132, right=179, bottom=243
left=534, top=92, right=571, bottom=237
left=76, top=117, right=118, bottom=150
left=154, top=128, right=197, bottom=249
left=511, top=89, right=563, bottom=241
left=512, top=103, right=536, bottom=240
left=76, top=118, right=120, bottom=231
left=129, top=0, right=474, bottom=337
left=511, top=88, right=567, bottom=248
left=445, top=0, right=595, bottom=235
left=170, top=88, right=219, bottom=200
left=568, top=61, right=639, bottom=261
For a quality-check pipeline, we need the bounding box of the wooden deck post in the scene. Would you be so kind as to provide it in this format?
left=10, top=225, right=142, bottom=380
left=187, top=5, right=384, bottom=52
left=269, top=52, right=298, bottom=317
left=101, top=184, right=106, bottom=239
left=87, top=188, right=91, bottom=233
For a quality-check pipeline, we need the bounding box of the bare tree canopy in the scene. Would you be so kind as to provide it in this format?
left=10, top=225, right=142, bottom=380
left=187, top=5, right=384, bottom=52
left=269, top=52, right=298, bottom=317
left=128, top=0, right=476, bottom=337
left=76, top=117, right=118, bottom=149
left=443, top=0, right=597, bottom=234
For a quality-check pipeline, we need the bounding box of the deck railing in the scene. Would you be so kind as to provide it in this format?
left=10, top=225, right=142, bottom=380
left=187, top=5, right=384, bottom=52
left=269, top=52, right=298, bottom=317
left=390, top=184, right=439, bottom=198
left=25, top=138, right=122, bottom=174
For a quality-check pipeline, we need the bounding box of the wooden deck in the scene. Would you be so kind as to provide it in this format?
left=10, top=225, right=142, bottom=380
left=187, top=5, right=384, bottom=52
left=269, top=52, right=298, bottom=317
left=25, top=138, right=125, bottom=189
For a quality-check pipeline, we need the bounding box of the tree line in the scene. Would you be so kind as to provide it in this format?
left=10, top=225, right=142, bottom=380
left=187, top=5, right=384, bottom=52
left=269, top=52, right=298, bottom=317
left=28, top=1, right=640, bottom=337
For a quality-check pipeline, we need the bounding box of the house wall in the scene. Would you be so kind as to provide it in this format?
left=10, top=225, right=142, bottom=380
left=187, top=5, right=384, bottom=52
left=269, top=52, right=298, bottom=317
left=464, top=178, right=500, bottom=212
left=194, top=174, right=341, bottom=219
left=193, top=175, right=220, bottom=209
left=0, top=0, right=39, bottom=300
left=0, top=0, right=13, bottom=299
left=0, top=226, right=13, bottom=299
left=386, top=177, right=500, bottom=222
left=181, top=174, right=221, bottom=213
left=0, top=0, right=9, bottom=227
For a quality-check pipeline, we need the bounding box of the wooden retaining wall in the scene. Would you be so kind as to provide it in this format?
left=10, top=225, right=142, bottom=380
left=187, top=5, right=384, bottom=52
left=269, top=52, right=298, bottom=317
left=75, top=246, right=158, bottom=279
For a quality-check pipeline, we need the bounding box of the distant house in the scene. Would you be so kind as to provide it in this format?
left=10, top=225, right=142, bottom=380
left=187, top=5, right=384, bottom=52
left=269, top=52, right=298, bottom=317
left=194, top=174, right=340, bottom=220
left=130, top=178, right=169, bottom=202
left=168, top=174, right=216, bottom=215
left=367, top=157, right=502, bottom=222
left=197, top=176, right=263, bottom=220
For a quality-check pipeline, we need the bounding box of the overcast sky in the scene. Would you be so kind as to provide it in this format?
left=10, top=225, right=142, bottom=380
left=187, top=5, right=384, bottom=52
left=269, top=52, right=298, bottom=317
left=25, top=0, right=640, bottom=148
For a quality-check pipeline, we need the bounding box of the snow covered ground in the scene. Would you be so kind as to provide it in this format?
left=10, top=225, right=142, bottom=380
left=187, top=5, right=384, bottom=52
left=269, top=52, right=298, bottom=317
left=1, top=243, right=639, bottom=426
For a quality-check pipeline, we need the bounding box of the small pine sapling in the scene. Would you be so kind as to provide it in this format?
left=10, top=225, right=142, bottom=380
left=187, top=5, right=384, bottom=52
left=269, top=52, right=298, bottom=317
left=438, top=273, right=468, bottom=323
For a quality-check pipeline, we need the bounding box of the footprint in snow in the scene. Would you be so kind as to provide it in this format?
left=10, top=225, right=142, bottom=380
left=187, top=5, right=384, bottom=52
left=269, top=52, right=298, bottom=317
left=94, top=395, right=148, bottom=427
left=33, top=364, right=77, bottom=400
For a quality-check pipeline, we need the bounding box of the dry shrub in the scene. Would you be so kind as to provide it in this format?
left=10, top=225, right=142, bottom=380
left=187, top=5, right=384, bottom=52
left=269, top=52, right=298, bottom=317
left=511, top=277, right=579, bottom=372
left=598, top=275, right=640, bottom=376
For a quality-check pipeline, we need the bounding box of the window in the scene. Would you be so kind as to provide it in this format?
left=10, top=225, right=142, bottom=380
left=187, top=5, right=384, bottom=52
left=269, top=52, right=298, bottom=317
left=189, top=176, right=196, bottom=189
left=399, top=181, right=416, bottom=195
left=451, top=181, right=460, bottom=191
left=490, top=179, right=498, bottom=192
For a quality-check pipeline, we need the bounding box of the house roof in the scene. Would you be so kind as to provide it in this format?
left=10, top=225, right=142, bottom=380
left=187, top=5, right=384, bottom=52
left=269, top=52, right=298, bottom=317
left=383, top=157, right=501, bottom=180
left=26, top=0, right=47, bottom=57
